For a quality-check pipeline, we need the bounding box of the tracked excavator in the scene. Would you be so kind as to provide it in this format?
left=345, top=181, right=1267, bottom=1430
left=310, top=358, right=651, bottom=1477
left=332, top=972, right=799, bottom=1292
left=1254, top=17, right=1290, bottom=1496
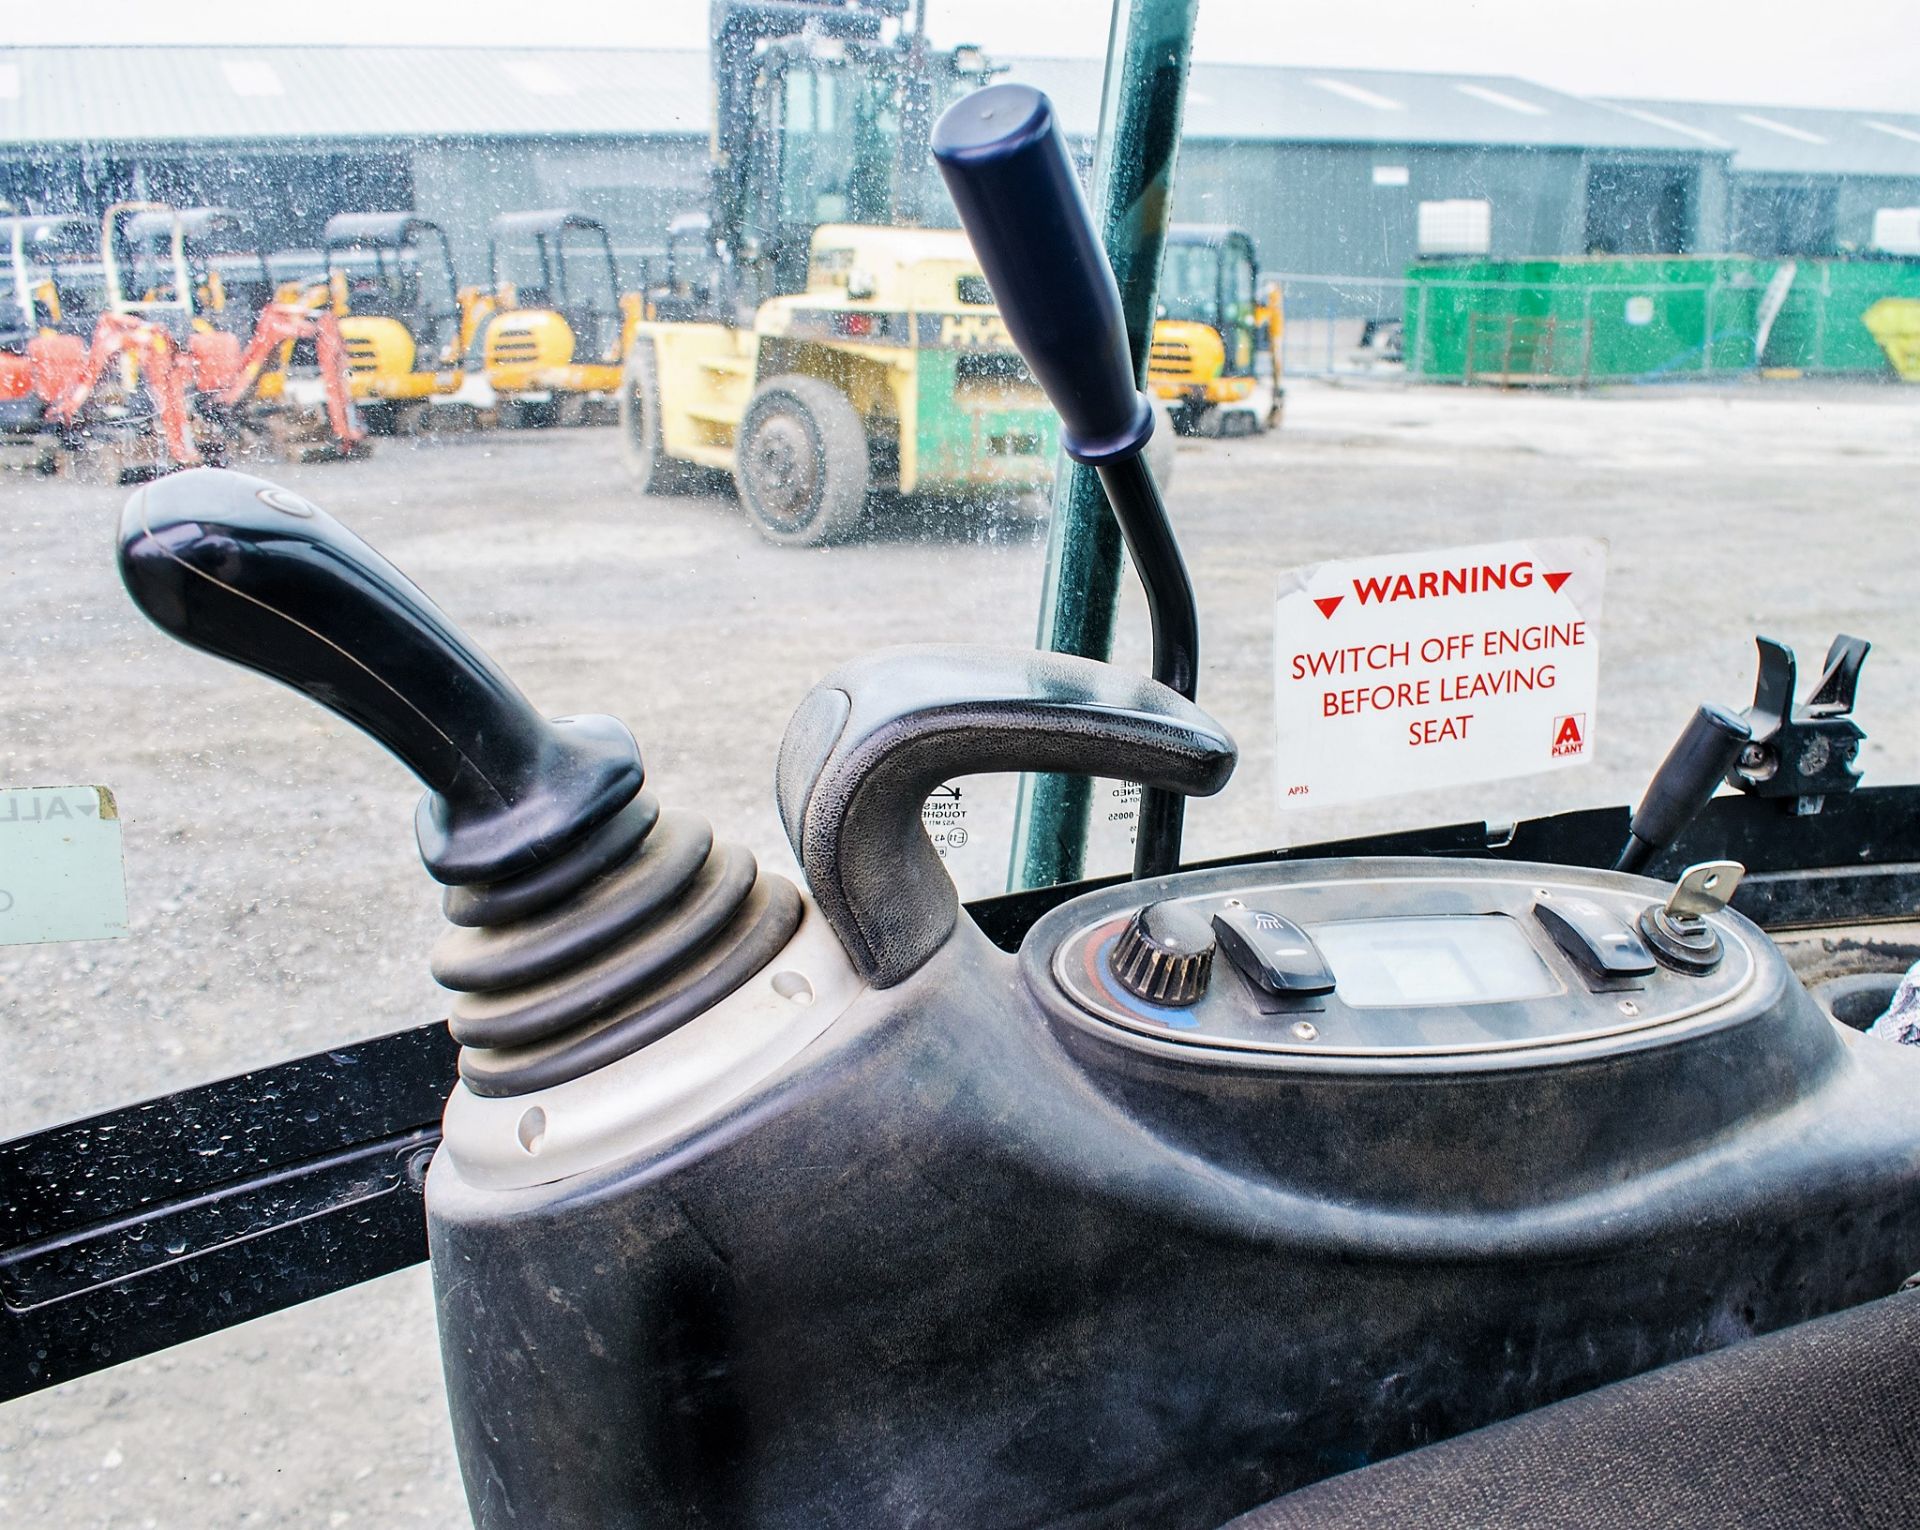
left=30, top=203, right=366, bottom=477
left=322, top=212, right=471, bottom=435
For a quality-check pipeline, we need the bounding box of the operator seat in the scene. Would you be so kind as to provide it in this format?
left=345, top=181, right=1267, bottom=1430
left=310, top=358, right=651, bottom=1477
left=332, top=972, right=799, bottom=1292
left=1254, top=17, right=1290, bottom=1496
left=1225, top=1289, right=1920, bottom=1529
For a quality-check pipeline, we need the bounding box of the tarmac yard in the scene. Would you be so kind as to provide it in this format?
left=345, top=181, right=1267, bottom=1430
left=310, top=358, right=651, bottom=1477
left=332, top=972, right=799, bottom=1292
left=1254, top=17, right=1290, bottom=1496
left=2, top=376, right=1918, bottom=1526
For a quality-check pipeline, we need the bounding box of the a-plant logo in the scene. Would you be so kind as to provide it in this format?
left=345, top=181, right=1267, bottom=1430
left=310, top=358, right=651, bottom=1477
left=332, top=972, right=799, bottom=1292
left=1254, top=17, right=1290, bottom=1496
left=1551, top=714, right=1587, bottom=757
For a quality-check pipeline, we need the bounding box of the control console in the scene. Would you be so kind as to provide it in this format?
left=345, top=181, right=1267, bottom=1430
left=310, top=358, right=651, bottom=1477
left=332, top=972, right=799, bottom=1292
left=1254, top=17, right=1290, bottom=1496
left=1050, top=862, right=1753, bottom=1063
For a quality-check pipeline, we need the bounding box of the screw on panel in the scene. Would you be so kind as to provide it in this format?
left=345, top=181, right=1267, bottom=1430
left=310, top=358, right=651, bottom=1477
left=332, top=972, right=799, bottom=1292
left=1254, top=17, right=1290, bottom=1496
left=405, top=1146, right=436, bottom=1188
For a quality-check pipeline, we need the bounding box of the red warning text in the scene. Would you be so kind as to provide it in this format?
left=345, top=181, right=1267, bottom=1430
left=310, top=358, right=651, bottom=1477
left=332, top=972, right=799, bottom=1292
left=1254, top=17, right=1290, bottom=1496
left=1288, top=623, right=1591, bottom=748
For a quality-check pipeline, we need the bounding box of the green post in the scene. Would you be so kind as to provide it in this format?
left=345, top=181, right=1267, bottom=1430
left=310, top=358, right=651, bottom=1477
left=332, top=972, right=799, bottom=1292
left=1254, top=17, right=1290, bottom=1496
left=1006, top=0, right=1198, bottom=892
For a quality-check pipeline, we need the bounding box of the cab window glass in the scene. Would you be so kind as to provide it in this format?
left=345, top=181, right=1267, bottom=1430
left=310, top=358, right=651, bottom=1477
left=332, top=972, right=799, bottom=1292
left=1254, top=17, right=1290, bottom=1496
left=1, top=3, right=1913, bottom=1524
left=1159, top=239, right=1220, bottom=322
left=781, top=67, right=853, bottom=223
left=496, top=235, right=555, bottom=300
left=1224, top=244, right=1255, bottom=327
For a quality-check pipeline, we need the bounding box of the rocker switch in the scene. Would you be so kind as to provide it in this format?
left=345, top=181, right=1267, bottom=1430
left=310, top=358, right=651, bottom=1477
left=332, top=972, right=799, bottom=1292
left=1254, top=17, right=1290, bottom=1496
left=1212, top=908, right=1336, bottom=997
left=1534, top=898, right=1656, bottom=983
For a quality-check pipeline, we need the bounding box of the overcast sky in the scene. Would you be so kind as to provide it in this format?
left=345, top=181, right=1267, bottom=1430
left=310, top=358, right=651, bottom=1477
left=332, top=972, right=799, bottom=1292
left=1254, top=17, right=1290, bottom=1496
left=14, top=0, right=1918, bottom=113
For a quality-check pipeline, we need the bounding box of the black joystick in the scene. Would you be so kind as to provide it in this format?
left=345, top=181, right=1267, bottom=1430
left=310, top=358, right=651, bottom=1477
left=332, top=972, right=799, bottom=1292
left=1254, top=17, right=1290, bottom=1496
left=119, top=467, right=801, bottom=1096
left=1615, top=702, right=1752, bottom=875
left=934, top=84, right=1200, bottom=881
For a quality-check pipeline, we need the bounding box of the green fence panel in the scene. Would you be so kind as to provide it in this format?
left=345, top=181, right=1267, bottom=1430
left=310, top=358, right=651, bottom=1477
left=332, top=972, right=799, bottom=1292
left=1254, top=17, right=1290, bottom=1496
left=1405, top=255, right=1783, bottom=384
left=1762, top=259, right=1920, bottom=375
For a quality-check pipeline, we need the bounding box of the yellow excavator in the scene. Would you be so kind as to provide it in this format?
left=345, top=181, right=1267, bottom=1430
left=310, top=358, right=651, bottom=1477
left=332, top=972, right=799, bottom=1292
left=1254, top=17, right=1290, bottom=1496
left=322, top=214, right=470, bottom=434
left=1148, top=224, right=1284, bottom=436
left=469, top=211, right=641, bottom=427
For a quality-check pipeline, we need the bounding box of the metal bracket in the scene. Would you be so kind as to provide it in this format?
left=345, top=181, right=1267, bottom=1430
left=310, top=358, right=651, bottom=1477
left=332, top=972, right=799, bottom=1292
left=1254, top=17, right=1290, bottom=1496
left=1727, top=634, right=1869, bottom=814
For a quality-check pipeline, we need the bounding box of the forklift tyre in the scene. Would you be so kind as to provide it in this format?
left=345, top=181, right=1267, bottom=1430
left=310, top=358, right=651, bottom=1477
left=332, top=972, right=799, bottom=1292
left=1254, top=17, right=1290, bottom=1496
left=735, top=374, right=869, bottom=548
left=620, top=341, right=699, bottom=497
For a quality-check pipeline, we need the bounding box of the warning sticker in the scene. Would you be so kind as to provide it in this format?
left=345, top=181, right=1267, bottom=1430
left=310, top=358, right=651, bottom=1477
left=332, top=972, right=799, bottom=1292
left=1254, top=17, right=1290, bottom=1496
left=1274, top=537, right=1605, bottom=812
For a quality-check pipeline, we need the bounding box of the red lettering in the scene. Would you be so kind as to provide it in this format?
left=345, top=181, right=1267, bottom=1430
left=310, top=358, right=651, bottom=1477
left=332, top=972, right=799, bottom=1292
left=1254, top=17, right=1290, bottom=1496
left=1409, top=713, right=1474, bottom=746
left=1351, top=562, right=1538, bottom=605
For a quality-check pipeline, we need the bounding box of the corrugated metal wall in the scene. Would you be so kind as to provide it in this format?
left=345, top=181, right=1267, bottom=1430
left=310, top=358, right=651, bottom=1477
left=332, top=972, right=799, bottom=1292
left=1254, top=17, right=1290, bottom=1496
left=411, top=137, right=708, bottom=281
left=1171, top=142, right=1728, bottom=319
left=0, top=130, right=1760, bottom=310
left=0, top=135, right=712, bottom=290
left=0, top=142, right=413, bottom=249
left=1731, top=171, right=1920, bottom=255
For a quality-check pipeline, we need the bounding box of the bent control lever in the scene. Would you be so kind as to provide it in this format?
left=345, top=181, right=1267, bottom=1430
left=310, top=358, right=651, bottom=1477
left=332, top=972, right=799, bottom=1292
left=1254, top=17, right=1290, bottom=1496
left=119, top=467, right=801, bottom=1096
left=1726, top=634, right=1870, bottom=813
left=778, top=646, right=1235, bottom=986
left=933, top=83, right=1200, bottom=880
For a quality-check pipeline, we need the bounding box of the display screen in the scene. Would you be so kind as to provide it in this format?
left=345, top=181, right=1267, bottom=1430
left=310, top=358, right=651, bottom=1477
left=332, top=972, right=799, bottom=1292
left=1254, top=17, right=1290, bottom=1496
left=1308, top=915, right=1557, bottom=1008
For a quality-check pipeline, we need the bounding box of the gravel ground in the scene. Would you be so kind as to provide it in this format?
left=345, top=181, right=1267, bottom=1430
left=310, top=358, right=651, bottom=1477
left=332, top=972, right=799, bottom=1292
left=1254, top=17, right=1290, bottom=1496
left=2, top=375, right=1917, bottom=1526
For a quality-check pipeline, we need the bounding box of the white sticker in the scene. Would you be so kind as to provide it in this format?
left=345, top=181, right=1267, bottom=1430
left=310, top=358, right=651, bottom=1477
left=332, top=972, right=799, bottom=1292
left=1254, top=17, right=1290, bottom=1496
left=0, top=786, right=130, bottom=946
left=1100, top=780, right=1142, bottom=842
left=920, top=782, right=975, bottom=864
left=1081, top=777, right=1143, bottom=874
left=1274, top=537, right=1605, bottom=812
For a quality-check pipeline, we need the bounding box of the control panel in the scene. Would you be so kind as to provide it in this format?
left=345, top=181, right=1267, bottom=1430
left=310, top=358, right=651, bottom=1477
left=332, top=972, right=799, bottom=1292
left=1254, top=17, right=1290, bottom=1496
left=1047, top=859, right=1759, bottom=1062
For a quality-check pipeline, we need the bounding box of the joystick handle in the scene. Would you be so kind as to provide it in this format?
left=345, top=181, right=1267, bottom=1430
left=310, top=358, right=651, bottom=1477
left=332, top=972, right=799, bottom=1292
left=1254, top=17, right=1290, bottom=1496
left=118, top=468, right=642, bottom=884
left=932, top=83, right=1149, bottom=465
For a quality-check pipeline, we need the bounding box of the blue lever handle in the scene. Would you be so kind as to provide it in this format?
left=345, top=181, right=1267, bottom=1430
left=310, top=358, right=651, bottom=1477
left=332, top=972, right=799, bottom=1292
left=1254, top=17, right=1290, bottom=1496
left=932, top=83, right=1153, bottom=465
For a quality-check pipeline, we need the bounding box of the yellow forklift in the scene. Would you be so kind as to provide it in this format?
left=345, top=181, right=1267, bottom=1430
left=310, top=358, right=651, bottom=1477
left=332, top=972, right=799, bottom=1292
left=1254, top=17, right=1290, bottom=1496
left=321, top=214, right=469, bottom=434
left=471, top=210, right=638, bottom=428
left=617, top=0, right=1075, bottom=546
left=1148, top=223, right=1284, bottom=436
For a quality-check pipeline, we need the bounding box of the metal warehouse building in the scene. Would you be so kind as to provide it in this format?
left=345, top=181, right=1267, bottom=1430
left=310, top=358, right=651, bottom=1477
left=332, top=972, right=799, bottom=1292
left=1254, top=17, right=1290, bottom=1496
left=1601, top=99, right=1920, bottom=256
left=1027, top=59, right=1742, bottom=261
left=1015, top=59, right=1736, bottom=321
left=0, top=48, right=714, bottom=276
left=1, top=46, right=1913, bottom=305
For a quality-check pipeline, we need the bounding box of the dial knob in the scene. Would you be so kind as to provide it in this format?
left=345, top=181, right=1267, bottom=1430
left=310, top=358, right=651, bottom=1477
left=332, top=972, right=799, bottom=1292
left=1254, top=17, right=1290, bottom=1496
left=1110, top=901, right=1215, bottom=1006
